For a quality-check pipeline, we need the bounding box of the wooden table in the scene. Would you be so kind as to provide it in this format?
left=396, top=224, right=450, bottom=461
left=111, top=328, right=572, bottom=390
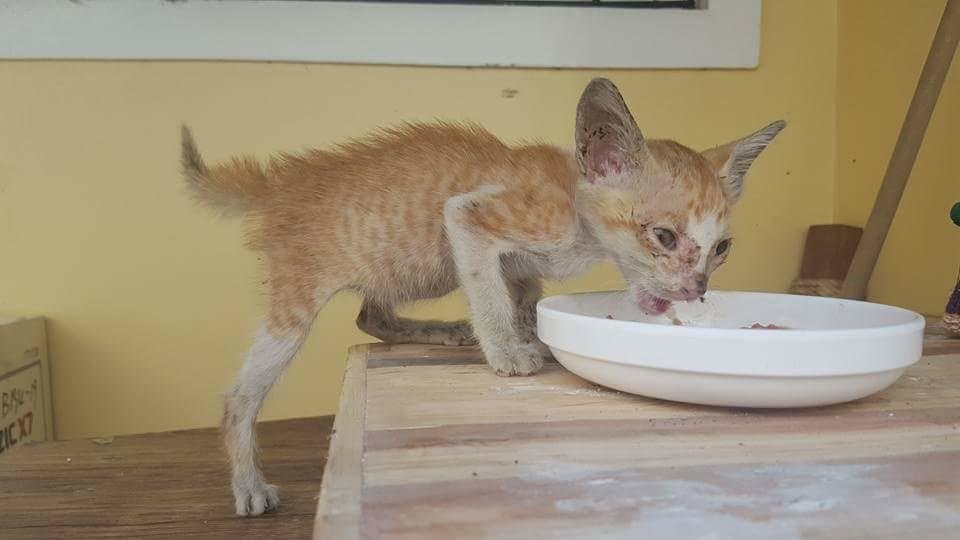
left=316, top=335, right=960, bottom=539
left=2, top=323, right=957, bottom=538
left=0, top=417, right=333, bottom=539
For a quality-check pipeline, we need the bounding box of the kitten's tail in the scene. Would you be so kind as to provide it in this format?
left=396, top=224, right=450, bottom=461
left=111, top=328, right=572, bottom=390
left=180, top=125, right=270, bottom=216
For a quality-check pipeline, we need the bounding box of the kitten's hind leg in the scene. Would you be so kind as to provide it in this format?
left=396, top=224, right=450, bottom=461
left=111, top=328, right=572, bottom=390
left=356, top=301, right=476, bottom=346
left=223, top=280, right=334, bottom=517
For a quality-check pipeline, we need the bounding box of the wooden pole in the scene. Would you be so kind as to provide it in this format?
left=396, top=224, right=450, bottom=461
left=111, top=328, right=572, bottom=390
left=840, top=0, right=960, bottom=300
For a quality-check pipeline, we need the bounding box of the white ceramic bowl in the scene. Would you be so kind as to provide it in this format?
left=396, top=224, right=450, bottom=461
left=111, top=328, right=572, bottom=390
left=537, top=291, right=925, bottom=408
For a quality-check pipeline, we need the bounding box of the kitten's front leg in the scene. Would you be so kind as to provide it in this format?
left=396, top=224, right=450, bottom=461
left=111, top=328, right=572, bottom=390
left=508, top=276, right=552, bottom=358
left=444, top=192, right=546, bottom=376
left=458, top=263, right=545, bottom=376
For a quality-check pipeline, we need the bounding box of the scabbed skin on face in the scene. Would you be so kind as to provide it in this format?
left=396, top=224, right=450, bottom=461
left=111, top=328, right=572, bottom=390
left=578, top=139, right=731, bottom=314
left=573, top=79, right=786, bottom=315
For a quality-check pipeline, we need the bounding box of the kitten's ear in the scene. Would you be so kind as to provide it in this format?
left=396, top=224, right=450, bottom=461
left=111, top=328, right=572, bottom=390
left=703, top=120, right=786, bottom=202
left=575, top=78, right=646, bottom=184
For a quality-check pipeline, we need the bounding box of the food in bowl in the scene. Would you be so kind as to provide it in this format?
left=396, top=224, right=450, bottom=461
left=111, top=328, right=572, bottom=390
left=743, top=323, right=790, bottom=330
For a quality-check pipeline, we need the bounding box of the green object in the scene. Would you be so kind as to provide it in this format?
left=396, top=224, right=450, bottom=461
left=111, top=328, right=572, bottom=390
left=952, top=202, right=960, bottom=226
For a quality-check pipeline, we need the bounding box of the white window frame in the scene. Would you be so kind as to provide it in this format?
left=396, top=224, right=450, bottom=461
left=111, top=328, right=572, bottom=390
left=0, top=0, right=761, bottom=68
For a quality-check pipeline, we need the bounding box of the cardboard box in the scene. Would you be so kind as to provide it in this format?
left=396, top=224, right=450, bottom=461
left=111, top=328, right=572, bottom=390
left=0, top=317, right=54, bottom=455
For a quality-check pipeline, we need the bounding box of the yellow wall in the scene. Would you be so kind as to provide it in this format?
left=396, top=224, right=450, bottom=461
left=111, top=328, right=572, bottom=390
left=836, top=0, right=960, bottom=314
left=0, top=0, right=839, bottom=439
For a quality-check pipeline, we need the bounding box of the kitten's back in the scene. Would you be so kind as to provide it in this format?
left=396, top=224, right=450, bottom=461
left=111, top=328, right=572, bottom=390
left=183, top=122, right=578, bottom=296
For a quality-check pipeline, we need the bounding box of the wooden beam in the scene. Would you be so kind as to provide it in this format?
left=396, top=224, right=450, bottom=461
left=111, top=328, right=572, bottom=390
left=841, top=0, right=960, bottom=300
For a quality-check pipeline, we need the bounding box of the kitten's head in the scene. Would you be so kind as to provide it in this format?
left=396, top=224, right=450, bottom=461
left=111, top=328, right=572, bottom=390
left=574, top=78, right=785, bottom=315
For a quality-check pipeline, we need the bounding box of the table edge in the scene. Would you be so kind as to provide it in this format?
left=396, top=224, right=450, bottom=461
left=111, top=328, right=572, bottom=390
left=313, top=344, right=368, bottom=540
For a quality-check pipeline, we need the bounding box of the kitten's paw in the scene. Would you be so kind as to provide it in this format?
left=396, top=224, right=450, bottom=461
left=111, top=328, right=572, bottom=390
left=438, top=322, right=478, bottom=346
left=233, top=479, right=280, bottom=517
left=492, top=341, right=546, bottom=377
left=398, top=321, right=476, bottom=346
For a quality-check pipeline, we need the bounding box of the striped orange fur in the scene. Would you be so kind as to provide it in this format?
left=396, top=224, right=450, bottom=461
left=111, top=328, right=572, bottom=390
left=182, top=78, right=785, bottom=516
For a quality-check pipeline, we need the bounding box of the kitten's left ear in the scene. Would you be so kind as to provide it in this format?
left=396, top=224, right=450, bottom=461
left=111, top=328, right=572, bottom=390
left=703, top=120, right=786, bottom=202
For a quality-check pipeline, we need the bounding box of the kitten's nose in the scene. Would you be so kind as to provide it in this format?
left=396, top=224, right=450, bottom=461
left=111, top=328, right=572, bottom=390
left=695, top=274, right=708, bottom=296
left=678, top=274, right=708, bottom=300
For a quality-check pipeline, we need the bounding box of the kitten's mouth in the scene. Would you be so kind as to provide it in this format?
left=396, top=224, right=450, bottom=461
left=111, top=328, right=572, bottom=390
left=637, top=293, right=673, bottom=315
left=638, top=290, right=705, bottom=315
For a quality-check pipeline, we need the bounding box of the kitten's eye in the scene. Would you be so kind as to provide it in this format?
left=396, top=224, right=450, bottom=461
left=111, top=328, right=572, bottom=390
left=654, top=228, right=677, bottom=250
left=715, top=239, right=731, bottom=256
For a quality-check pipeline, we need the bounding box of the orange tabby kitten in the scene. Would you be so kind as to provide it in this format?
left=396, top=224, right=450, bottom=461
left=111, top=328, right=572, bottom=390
left=182, top=78, right=784, bottom=516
